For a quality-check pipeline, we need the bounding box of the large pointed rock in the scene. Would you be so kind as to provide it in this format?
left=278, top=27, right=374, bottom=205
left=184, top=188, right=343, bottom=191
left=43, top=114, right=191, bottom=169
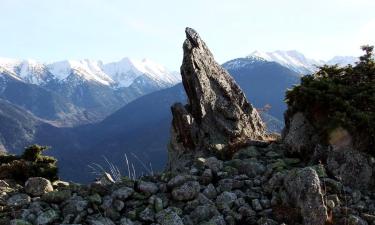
left=168, top=28, right=267, bottom=172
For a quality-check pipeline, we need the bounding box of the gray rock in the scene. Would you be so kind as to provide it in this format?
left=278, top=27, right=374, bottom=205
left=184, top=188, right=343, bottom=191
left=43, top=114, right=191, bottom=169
left=237, top=159, right=266, bottom=178
left=216, top=191, right=237, bottom=209
left=113, top=199, right=125, bottom=211
left=168, top=27, right=266, bottom=172
left=252, top=199, right=263, bottom=211
left=10, top=219, right=32, bottom=225
left=203, top=184, right=217, bottom=199
left=62, top=197, right=88, bottom=216
left=156, top=208, right=184, bottom=225
left=7, top=193, right=31, bottom=207
left=139, top=207, right=155, bottom=222
left=24, top=177, right=53, bottom=197
left=41, top=190, right=71, bottom=203
left=172, top=181, right=200, bottom=201
left=284, top=167, right=328, bottom=225
left=233, top=146, right=260, bottom=159
left=282, top=112, right=316, bottom=155
left=217, top=179, right=234, bottom=192
left=327, top=147, right=373, bottom=190
left=120, top=217, right=135, bottom=225
left=154, top=197, right=163, bottom=212
left=257, top=217, right=278, bottom=225
left=348, top=215, right=368, bottom=225
left=137, top=181, right=158, bottom=194
left=167, top=175, right=195, bottom=188
left=190, top=204, right=220, bottom=224
left=36, top=209, right=59, bottom=225
left=112, top=187, right=134, bottom=200
left=205, top=157, right=224, bottom=173
left=88, top=217, right=115, bottom=225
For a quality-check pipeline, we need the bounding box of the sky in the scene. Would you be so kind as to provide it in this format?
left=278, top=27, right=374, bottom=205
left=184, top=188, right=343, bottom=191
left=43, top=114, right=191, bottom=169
left=0, top=0, right=374, bottom=70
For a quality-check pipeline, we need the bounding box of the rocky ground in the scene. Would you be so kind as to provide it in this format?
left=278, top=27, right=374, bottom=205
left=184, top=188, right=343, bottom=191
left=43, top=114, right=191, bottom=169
left=1, top=142, right=375, bottom=225
left=1, top=28, right=374, bottom=225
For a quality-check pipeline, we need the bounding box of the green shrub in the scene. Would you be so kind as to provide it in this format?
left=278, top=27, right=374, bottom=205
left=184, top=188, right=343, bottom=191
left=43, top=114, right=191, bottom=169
left=0, top=144, right=58, bottom=182
left=285, top=45, right=375, bottom=154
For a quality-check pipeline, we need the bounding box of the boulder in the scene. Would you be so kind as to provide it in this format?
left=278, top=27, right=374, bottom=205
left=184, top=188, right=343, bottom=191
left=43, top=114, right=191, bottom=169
left=24, top=177, right=53, bottom=197
left=283, top=167, right=328, bottom=225
left=172, top=181, right=200, bottom=201
left=168, top=27, right=267, bottom=172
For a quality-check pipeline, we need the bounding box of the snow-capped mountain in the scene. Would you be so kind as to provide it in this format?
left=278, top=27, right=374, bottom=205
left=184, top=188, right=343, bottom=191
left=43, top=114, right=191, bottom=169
left=47, top=60, right=115, bottom=86
left=0, top=57, right=181, bottom=126
left=326, top=56, right=358, bottom=66
left=0, top=57, right=180, bottom=88
left=103, top=57, right=181, bottom=88
left=248, top=50, right=357, bottom=75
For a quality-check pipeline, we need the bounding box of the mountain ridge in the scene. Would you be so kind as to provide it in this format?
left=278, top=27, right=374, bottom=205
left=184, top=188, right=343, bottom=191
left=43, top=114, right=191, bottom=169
left=249, top=50, right=357, bottom=74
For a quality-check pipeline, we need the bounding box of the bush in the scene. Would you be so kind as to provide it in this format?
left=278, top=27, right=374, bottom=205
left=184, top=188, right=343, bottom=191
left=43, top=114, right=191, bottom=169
left=0, top=145, right=58, bottom=182
left=285, top=46, right=375, bottom=154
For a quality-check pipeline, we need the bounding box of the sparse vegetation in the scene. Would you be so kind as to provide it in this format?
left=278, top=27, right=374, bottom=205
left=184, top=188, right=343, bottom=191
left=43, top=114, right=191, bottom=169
left=285, top=45, right=375, bottom=153
left=0, top=144, right=58, bottom=182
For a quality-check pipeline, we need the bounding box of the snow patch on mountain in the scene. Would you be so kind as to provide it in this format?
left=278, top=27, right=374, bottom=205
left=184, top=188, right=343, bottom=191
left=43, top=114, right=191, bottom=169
left=48, top=60, right=115, bottom=86
left=249, top=50, right=323, bottom=74
left=103, top=58, right=181, bottom=88
left=249, top=50, right=357, bottom=75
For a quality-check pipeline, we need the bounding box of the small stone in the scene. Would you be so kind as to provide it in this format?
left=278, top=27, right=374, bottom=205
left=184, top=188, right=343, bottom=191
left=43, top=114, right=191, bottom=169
left=120, top=217, right=135, bottom=225
left=172, top=181, right=200, bottom=201
left=88, top=217, right=115, bottom=225
left=7, top=193, right=31, bottom=207
left=284, top=158, right=301, bottom=165
left=218, top=179, right=234, bottom=192
left=203, top=184, right=217, bottom=199
left=36, top=209, right=59, bottom=225
left=260, top=199, right=271, bottom=209
left=167, top=175, right=195, bottom=188
left=265, top=151, right=280, bottom=158
left=10, top=219, right=32, bottom=225
left=52, top=180, right=70, bottom=188
left=62, top=197, right=88, bottom=216
left=204, top=157, right=223, bottom=173
left=200, top=169, right=213, bottom=185
left=252, top=199, right=263, bottom=211
left=156, top=208, right=184, bottom=225
left=154, top=197, right=163, bottom=212
left=113, top=199, right=125, bottom=211
left=352, top=190, right=362, bottom=204
left=233, top=146, right=260, bottom=159
left=88, top=193, right=102, bottom=205
left=190, top=204, right=220, bottom=224
left=257, top=217, right=278, bottom=225
left=112, top=187, right=134, bottom=200
left=238, top=206, right=256, bottom=218
left=25, top=177, right=53, bottom=197
left=137, top=181, right=159, bottom=194
left=41, top=190, right=71, bottom=203
left=216, top=191, right=237, bottom=209
left=348, top=215, right=368, bottom=225
left=139, top=207, right=155, bottom=222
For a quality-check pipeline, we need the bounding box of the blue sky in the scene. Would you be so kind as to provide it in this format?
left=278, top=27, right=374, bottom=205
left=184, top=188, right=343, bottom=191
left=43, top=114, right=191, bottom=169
left=0, top=0, right=374, bottom=70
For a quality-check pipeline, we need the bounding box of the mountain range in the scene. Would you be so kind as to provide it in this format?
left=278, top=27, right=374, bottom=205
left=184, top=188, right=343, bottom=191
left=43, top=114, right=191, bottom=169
left=0, top=57, right=181, bottom=126
left=249, top=50, right=357, bottom=74
left=0, top=50, right=359, bottom=182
